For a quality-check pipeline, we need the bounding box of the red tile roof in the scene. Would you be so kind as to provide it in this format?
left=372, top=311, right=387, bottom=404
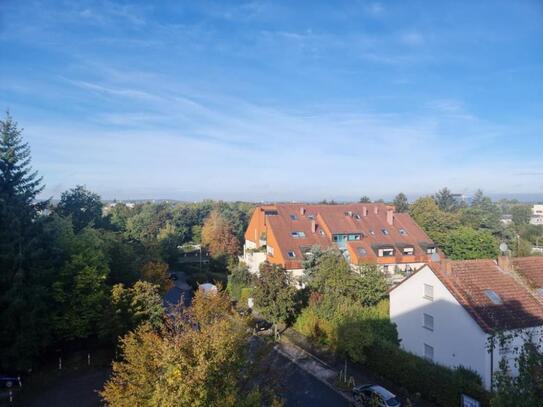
left=426, top=260, right=543, bottom=332
left=247, top=203, right=435, bottom=269
left=512, top=256, right=543, bottom=288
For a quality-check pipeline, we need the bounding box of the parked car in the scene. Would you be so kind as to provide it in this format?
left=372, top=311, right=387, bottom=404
left=0, top=376, right=21, bottom=389
left=253, top=319, right=272, bottom=332
left=168, top=273, right=178, bottom=281
left=352, top=384, right=401, bottom=407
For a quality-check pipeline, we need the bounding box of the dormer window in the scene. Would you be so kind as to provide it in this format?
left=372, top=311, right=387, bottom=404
left=379, top=248, right=394, bottom=257
left=426, top=247, right=437, bottom=254
left=290, top=214, right=298, bottom=221
left=291, top=231, right=305, bottom=238
left=403, top=247, right=414, bottom=255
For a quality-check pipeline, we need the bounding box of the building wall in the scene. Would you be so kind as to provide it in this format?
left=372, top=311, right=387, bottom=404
left=390, top=266, right=491, bottom=388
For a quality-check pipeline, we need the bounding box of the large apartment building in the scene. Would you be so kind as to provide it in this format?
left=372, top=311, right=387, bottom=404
left=241, top=203, right=437, bottom=282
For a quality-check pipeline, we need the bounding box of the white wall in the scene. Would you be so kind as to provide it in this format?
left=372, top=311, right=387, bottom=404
left=390, top=266, right=491, bottom=388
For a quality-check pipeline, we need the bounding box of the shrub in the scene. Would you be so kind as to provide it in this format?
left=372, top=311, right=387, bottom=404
left=239, top=287, right=253, bottom=309
left=364, top=340, right=488, bottom=406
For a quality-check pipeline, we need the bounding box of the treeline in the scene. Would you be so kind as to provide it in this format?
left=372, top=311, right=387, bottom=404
left=392, top=188, right=540, bottom=260
left=0, top=114, right=253, bottom=372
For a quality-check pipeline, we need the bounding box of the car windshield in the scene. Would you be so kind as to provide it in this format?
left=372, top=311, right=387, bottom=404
left=387, top=396, right=401, bottom=406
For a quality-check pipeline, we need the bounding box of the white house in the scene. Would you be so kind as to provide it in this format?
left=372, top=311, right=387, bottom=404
left=390, top=257, right=543, bottom=390
left=530, top=204, right=543, bottom=225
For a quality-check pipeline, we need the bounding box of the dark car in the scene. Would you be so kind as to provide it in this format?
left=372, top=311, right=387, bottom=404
left=0, top=376, right=21, bottom=389
left=352, top=384, right=401, bottom=407
left=253, top=319, right=272, bottom=332
left=168, top=273, right=178, bottom=281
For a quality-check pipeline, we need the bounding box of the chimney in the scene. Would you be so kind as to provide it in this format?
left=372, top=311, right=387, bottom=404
left=374, top=206, right=379, bottom=215
left=311, top=219, right=316, bottom=233
left=362, top=206, right=368, bottom=217
left=386, top=206, right=394, bottom=225
left=300, top=207, right=306, bottom=215
left=440, top=258, right=453, bottom=275
left=497, top=255, right=513, bottom=272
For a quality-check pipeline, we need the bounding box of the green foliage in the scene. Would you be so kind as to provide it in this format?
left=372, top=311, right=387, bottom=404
left=0, top=113, right=50, bottom=369
left=306, top=251, right=388, bottom=308
left=227, top=262, right=253, bottom=301
left=434, top=187, right=464, bottom=212
left=491, top=336, right=543, bottom=407
left=511, top=205, right=532, bottom=226
left=253, top=262, right=296, bottom=328
left=460, top=190, right=502, bottom=234
left=392, top=192, right=409, bottom=213
left=359, top=196, right=372, bottom=203
left=51, top=228, right=111, bottom=340
left=364, top=340, right=488, bottom=406
left=441, top=226, right=499, bottom=260
left=56, top=185, right=104, bottom=232
left=107, top=281, right=165, bottom=341
left=410, top=197, right=461, bottom=245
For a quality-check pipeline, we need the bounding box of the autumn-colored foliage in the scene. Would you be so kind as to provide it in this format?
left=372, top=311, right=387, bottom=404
left=201, top=209, right=240, bottom=257
left=101, top=288, right=271, bottom=407
left=140, top=261, right=173, bottom=294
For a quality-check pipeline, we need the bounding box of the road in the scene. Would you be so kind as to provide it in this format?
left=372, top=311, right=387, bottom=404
left=270, top=349, right=350, bottom=407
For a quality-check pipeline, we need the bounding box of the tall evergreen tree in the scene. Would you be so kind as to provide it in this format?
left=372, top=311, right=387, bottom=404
left=392, top=193, right=409, bottom=213
left=0, top=112, right=50, bottom=369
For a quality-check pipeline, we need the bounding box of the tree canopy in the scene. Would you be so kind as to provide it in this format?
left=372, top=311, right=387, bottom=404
left=392, top=192, right=409, bottom=213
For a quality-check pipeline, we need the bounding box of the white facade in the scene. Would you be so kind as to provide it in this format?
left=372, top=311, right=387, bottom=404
left=530, top=204, right=543, bottom=225
left=390, top=265, right=542, bottom=390
left=240, top=240, right=267, bottom=275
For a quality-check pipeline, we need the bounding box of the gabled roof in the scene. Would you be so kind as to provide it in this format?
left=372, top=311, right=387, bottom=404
left=393, top=259, right=543, bottom=333
left=512, top=256, right=543, bottom=288
left=255, top=203, right=434, bottom=268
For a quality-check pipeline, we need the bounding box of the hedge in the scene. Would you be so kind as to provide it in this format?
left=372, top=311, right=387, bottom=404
left=364, top=340, right=489, bottom=407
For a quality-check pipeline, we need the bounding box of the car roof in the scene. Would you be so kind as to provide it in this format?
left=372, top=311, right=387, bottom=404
left=369, top=385, right=396, bottom=400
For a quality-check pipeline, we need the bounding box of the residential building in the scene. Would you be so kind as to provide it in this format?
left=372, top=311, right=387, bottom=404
left=390, top=257, right=543, bottom=390
left=530, top=204, right=543, bottom=225
left=241, top=203, right=437, bottom=283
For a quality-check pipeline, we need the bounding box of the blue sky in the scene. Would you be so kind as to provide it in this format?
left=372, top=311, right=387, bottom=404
left=1, top=0, right=542, bottom=201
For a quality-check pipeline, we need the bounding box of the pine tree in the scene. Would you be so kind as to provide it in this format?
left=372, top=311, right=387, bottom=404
left=0, top=112, right=49, bottom=369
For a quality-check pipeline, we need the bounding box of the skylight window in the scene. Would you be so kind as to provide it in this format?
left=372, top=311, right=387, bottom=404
left=357, top=247, right=367, bottom=256
left=287, top=251, right=296, bottom=258
left=369, top=229, right=375, bottom=235
left=399, top=228, right=407, bottom=236
left=484, top=289, right=503, bottom=305
left=381, top=228, right=389, bottom=235
left=290, top=214, right=298, bottom=220
left=353, top=213, right=361, bottom=220
left=291, top=231, right=306, bottom=238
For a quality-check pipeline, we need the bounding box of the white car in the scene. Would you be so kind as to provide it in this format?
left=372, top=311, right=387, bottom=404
left=352, top=384, right=401, bottom=407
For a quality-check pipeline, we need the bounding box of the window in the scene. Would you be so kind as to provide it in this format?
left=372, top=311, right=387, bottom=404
left=424, top=284, right=434, bottom=300
left=287, top=251, right=296, bottom=258
left=399, top=228, right=407, bottom=236
left=348, top=234, right=361, bottom=241
left=379, top=248, right=394, bottom=257
left=424, top=344, right=434, bottom=361
left=290, top=214, right=298, bottom=220
left=291, top=231, right=305, bottom=238
left=369, top=229, right=375, bottom=235
left=423, top=313, right=434, bottom=331
left=403, top=247, right=414, bottom=255
left=307, top=214, right=315, bottom=220
left=383, top=265, right=389, bottom=273
left=353, top=213, right=361, bottom=220
left=484, top=289, right=503, bottom=305
left=357, top=247, right=367, bottom=256
left=267, top=246, right=274, bottom=256
left=499, top=345, right=511, bottom=356
left=381, top=228, right=389, bottom=235
left=537, top=288, right=543, bottom=296
left=426, top=247, right=437, bottom=254
left=319, top=229, right=325, bottom=236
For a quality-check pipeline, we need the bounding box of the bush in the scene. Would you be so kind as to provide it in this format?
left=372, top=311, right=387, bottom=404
left=239, top=287, right=253, bottom=309
left=364, top=340, right=489, bottom=406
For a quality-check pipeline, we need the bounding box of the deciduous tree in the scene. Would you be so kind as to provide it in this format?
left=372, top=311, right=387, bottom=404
left=441, top=226, right=499, bottom=260
left=140, top=261, right=173, bottom=294
left=56, top=185, right=104, bottom=232
left=201, top=209, right=240, bottom=257
left=253, top=262, right=296, bottom=338
left=393, top=193, right=409, bottom=213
